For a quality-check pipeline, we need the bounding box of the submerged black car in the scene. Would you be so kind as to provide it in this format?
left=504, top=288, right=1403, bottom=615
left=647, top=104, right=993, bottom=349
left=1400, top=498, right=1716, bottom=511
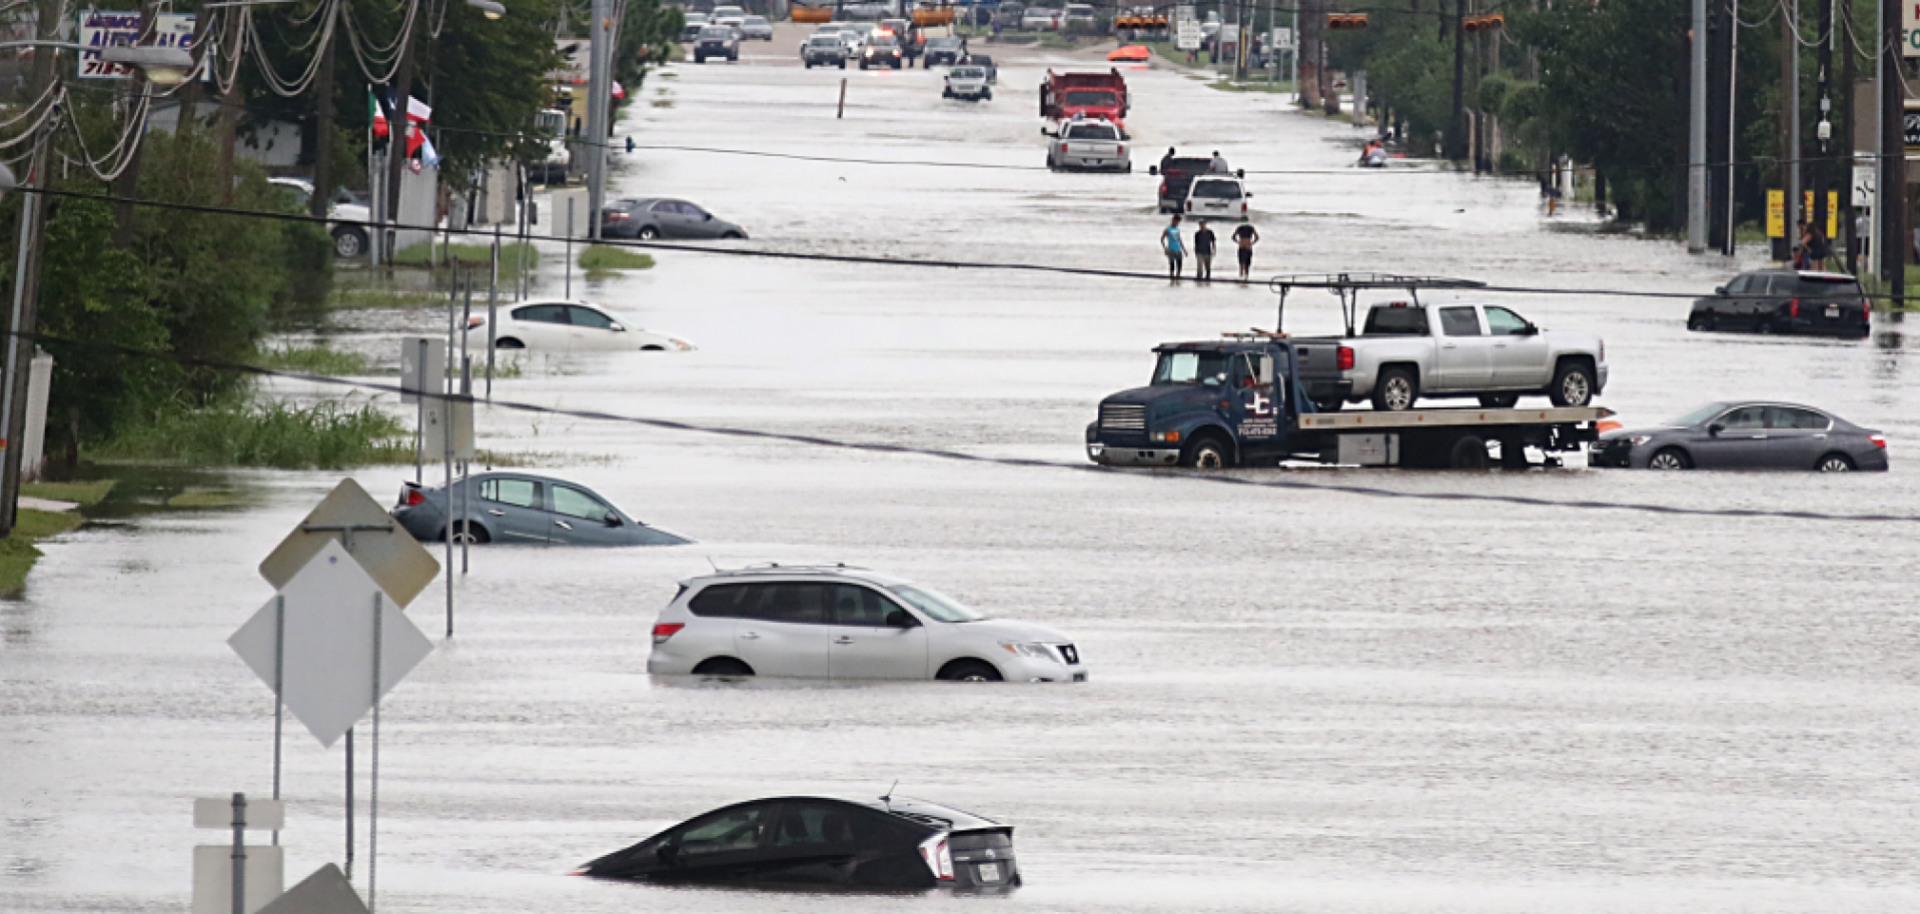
left=580, top=796, right=1019, bottom=891
left=1688, top=270, right=1871, bottom=338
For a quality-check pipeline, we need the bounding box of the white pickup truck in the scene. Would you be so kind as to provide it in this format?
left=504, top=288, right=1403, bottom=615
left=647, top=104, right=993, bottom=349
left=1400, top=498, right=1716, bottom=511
left=1294, top=301, right=1607, bottom=411
left=1043, top=116, right=1130, bottom=172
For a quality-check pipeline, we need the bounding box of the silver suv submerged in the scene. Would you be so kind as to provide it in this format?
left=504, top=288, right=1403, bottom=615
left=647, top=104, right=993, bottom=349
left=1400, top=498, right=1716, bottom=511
left=647, top=565, right=1086, bottom=682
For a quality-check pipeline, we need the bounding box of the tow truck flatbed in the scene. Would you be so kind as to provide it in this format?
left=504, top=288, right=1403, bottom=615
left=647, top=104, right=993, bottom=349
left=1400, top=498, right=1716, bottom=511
left=1296, top=406, right=1612, bottom=431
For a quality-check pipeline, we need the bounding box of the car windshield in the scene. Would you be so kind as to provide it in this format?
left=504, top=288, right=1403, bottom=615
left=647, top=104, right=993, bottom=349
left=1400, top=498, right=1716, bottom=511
left=870, top=36, right=898, bottom=47
left=1667, top=403, right=1733, bottom=426
left=931, top=37, right=959, bottom=47
left=744, top=15, right=767, bottom=24
left=700, top=26, right=731, bottom=38
left=950, top=67, right=984, bottom=78
left=1151, top=350, right=1229, bottom=385
left=887, top=585, right=988, bottom=623
left=1191, top=180, right=1240, bottom=198
left=810, top=36, right=841, bottom=45
left=1064, top=89, right=1115, bottom=107
left=1066, top=123, right=1116, bottom=139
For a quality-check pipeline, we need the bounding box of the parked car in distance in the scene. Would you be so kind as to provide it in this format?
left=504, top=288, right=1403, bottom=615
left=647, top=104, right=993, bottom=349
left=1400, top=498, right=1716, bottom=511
left=1688, top=269, right=1871, bottom=338
left=738, top=14, right=773, bottom=39
left=693, top=25, right=740, bottom=62
left=466, top=300, right=694, bottom=352
left=992, top=2, right=1026, bottom=28
left=709, top=4, right=745, bottom=21
left=647, top=565, right=1087, bottom=682
left=600, top=197, right=748, bottom=240
left=827, top=22, right=867, bottom=53
left=1063, top=3, right=1096, bottom=26
left=268, top=177, right=373, bottom=258
left=1020, top=6, right=1060, bottom=29
left=1181, top=174, right=1249, bottom=217
left=860, top=33, right=904, bottom=68
left=1044, top=116, right=1129, bottom=171
left=1590, top=401, right=1887, bottom=472
left=968, top=52, right=997, bottom=82
left=1293, top=302, right=1606, bottom=411
left=944, top=65, right=991, bottom=101
left=394, top=472, right=693, bottom=546
left=680, top=11, right=708, bottom=40
left=923, top=35, right=964, bottom=67
left=802, top=33, right=850, bottom=67
left=580, top=795, right=1020, bottom=891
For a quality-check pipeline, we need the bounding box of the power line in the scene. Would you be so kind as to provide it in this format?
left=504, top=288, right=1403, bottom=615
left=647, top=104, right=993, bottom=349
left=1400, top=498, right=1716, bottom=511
left=12, top=326, right=1913, bottom=525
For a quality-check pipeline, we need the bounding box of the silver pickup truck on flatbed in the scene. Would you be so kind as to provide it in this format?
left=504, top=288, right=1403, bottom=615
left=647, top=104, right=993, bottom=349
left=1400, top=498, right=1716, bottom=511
left=1291, top=300, right=1606, bottom=412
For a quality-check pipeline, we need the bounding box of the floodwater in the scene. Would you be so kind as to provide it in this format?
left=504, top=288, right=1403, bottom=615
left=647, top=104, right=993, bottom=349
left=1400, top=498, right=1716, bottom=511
left=7, top=28, right=1920, bottom=914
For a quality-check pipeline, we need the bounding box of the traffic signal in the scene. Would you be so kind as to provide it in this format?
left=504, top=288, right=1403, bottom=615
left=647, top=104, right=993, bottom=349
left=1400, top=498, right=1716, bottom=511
left=1326, top=13, right=1369, bottom=29
left=1462, top=13, right=1504, bottom=32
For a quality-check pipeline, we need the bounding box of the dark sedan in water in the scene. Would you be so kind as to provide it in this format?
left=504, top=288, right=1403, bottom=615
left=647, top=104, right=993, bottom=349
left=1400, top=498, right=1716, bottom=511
left=393, top=473, right=692, bottom=545
left=580, top=795, right=1019, bottom=891
left=1688, top=270, right=1871, bottom=338
left=1590, top=402, right=1887, bottom=471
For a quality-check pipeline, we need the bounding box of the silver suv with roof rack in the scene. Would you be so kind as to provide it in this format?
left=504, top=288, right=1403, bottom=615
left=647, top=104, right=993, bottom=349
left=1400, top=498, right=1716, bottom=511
left=646, top=565, right=1086, bottom=682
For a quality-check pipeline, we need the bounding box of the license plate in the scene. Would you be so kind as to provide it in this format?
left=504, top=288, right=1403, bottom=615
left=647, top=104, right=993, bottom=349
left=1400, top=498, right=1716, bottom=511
left=976, top=863, right=1000, bottom=882
left=1825, top=305, right=1840, bottom=318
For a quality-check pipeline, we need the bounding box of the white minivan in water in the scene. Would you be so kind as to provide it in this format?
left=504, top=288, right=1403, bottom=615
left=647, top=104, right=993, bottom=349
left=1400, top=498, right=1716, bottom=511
left=647, top=565, right=1087, bottom=682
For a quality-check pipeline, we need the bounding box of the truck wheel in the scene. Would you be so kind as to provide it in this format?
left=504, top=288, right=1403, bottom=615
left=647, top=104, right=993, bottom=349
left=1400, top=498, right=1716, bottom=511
left=331, top=227, right=368, bottom=259
left=805, top=61, right=813, bottom=68
left=1448, top=435, right=1490, bottom=470
left=1181, top=434, right=1231, bottom=470
left=838, top=60, right=846, bottom=68
left=1647, top=447, right=1691, bottom=470
left=1371, top=367, right=1418, bottom=411
left=1549, top=361, right=1595, bottom=407
left=983, top=89, right=991, bottom=100
left=1477, top=394, right=1518, bottom=408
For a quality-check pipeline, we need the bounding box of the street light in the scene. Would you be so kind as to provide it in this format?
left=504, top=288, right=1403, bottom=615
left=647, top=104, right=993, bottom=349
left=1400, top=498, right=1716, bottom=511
left=466, top=0, right=506, bottom=18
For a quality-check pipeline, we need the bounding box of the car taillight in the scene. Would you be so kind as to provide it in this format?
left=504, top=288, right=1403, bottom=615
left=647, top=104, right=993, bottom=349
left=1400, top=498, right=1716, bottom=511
left=1871, top=434, right=1887, bottom=449
left=1863, top=302, right=1872, bottom=323
left=651, top=623, right=685, bottom=643
left=1059, top=142, right=1068, bottom=154
left=606, top=212, right=629, bottom=221
left=1789, top=297, right=1799, bottom=317
left=1185, top=200, right=1192, bottom=211
left=1337, top=346, right=1354, bottom=370
left=919, top=837, right=953, bottom=880
left=1117, top=144, right=1125, bottom=156
left=1158, top=180, right=1167, bottom=195
left=402, top=486, right=425, bottom=506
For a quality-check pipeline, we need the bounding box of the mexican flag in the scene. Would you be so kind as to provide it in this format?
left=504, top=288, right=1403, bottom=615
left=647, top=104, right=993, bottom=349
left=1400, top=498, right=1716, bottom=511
left=370, top=90, right=387, bottom=139
left=370, top=92, right=434, bottom=161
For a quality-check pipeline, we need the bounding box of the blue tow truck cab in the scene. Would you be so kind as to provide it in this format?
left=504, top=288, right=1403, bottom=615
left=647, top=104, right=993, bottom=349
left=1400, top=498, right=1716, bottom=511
left=1087, top=333, right=1609, bottom=470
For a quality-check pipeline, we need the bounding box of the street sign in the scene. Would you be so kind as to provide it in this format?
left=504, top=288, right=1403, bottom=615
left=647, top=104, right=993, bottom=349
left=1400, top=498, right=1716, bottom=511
left=1174, top=4, right=1194, bottom=21
left=194, top=798, right=285, bottom=830
left=259, top=865, right=369, bottom=914
left=421, top=397, right=476, bottom=461
left=192, top=846, right=283, bottom=914
left=399, top=337, right=446, bottom=407
left=259, top=478, right=439, bottom=608
left=1271, top=27, right=1293, bottom=49
left=231, top=541, right=434, bottom=748
left=1176, top=21, right=1202, bottom=49
left=1853, top=164, right=1875, bottom=209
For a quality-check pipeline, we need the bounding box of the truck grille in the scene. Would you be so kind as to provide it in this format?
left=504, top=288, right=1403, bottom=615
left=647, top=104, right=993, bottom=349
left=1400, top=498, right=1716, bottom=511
left=1099, top=404, right=1146, bottom=431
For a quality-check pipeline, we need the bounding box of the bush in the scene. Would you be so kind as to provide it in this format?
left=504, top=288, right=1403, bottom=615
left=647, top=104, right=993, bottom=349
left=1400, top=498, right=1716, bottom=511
left=98, top=395, right=409, bottom=469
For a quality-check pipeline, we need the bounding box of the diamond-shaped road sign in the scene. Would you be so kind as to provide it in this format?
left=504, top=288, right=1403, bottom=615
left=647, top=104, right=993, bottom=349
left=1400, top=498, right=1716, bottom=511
left=258, top=864, right=368, bottom=914
left=259, top=479, right=439, bottom=608
left=231, top=541, right=434, bottom=748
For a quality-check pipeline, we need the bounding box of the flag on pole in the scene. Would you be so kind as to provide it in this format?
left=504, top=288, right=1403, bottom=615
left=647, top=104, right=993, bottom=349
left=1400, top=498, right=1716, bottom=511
left=370, top=91, right=388, bottom=139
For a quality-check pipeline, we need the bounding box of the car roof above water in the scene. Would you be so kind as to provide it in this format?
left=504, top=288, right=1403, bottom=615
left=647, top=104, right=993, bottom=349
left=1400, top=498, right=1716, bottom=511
left=681, top=564, right=914, bottom=589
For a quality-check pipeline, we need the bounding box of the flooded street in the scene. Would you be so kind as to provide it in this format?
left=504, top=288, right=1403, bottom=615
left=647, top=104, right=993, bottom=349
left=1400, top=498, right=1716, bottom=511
left=7, top=36, right=1920, bottom=914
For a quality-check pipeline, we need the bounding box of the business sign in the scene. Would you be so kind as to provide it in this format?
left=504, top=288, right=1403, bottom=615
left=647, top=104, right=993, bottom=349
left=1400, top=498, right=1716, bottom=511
left=1907, top=0, right=1920, bottom=56
left=76, top=11, right=196, bottom=79
left=1766, top=189, right=1785, bottom=238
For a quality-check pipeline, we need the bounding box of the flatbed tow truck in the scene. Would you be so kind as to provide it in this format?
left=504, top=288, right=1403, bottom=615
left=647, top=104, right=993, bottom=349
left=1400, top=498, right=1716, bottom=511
left=1085, top=274, right=1612, bottom=470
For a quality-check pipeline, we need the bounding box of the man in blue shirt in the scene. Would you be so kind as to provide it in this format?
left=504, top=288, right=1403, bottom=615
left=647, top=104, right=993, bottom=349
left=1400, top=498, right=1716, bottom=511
left=1160, top=215, right=1185, bottom=280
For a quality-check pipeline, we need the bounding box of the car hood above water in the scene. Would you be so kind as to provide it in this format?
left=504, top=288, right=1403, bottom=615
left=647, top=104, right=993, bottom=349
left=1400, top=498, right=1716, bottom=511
left=945, top=618, right=1074, bottom=644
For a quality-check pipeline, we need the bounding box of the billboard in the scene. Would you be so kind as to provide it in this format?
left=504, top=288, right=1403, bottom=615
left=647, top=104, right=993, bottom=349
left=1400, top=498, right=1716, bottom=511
left=76, top=11, right=197, bottom=79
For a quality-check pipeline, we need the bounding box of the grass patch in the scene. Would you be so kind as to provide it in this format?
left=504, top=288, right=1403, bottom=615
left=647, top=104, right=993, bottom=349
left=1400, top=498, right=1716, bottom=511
left=251, top=344, right=373, bottom=376
left=391, top=242, right=540, bottom=278
left=329, top=285, right=446, bottom=310
left=579, top=245, right=657, bottom=272
left=650, top=99, right=675, bottom=108
left=0, top=508, right=85, bottom=597
left=21, top=480, right=115, bottom=506
left=97, top=396, right=411, bottom=469
left=167, top=488, right=247, bottom=508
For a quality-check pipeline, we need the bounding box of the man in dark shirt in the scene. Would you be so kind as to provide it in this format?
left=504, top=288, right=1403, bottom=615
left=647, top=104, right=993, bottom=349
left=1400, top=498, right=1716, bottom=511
left=1192, top=219, right=1217, bottom=282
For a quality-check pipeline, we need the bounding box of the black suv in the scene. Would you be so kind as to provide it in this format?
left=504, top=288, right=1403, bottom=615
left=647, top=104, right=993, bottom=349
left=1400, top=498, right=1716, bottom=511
left=1147, top=155, right=1235, bottom=214
left=859, top=34, right=904, bottom=68
left=693, top=25, right=739, bottom=63
left=1689, top=270, right=1871, bottom=338
left=923, top=36, right=964, bottom=67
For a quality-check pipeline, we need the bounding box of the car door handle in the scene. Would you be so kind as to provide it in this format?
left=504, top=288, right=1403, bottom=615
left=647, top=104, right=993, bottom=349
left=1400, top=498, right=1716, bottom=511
left=554, top=520, right=573, bottom=530
left=1442, top=343, right=1457, bottom=349
left=740, top=631, right=761, bottom=640
left=833, top=636, right=854, bottom=645
left=487, top=509, right=506, bottom=516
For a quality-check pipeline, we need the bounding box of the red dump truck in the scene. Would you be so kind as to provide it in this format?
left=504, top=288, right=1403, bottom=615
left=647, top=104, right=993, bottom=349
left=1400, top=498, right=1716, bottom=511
left=1040, top=69, right=1130, bottom=128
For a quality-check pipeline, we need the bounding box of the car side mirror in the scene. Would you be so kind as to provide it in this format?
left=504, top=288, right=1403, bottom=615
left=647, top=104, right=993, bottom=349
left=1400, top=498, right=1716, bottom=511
left=1244, top=192, right=1253, bottom=198
left=609, top=323, right=626, bottom=332
left=703, top=214, right=712, bottom=220
left=1235, top=168, right=1245, bottom=178
left=1707, top=423, right=1723, bottom=437
left=1147, top=165, right=1158, bottom=175
left=884, top=608, right=917, bottom=628
left=1041, top=127, right=1055, bottom=137
left=603, top=510, right=623, bottom=527
left=1519, top=323, right=1539, bottom=336
left=1714, top=285, right=1728, bottom=295
left=1121, top=131, right=1132, bottom=141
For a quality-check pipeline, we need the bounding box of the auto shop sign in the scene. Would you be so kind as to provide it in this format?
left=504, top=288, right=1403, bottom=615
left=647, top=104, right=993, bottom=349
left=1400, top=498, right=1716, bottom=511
left=76, top=11, right=197, bottom=78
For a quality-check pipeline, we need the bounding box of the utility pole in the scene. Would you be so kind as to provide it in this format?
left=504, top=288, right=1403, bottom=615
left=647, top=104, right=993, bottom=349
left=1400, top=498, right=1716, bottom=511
left=0, top=127, right=50, bottom=538
left=1813, top=0, right=1833, bottom=264
left=310, top=5, right=337, bottom=223
left=1840, top=0, right=1857, bottom=272
left=586, top=0, right=612, bottom=241
left=1879, top=0, right=1904, bottom=296
left=1781, top=2, right=1800, bottom=262
left=1448, top=0, right=1465, bottom=161
left=1687, top=0, right=1707, bottom=252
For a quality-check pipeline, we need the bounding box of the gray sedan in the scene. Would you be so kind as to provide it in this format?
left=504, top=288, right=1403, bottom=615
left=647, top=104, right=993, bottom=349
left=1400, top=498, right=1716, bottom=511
left=599, top=197, right=748, bottom=241
left=393, top=473, right=693, bottom=546
left=1589, top=402, right=1888, bottom=472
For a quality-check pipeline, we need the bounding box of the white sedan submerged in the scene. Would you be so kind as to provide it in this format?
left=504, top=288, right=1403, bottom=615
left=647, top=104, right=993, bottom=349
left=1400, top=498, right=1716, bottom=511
left=467, top=300, right=695, bottom=352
